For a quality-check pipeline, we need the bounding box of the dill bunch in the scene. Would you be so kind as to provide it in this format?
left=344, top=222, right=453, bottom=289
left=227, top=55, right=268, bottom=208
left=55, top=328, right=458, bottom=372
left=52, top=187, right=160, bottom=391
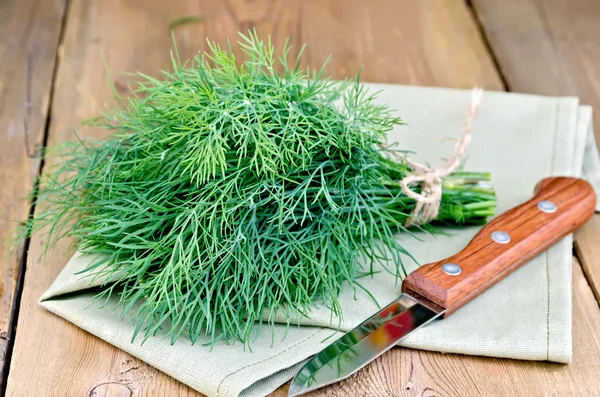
left=23, top=32, right=496, bottom=346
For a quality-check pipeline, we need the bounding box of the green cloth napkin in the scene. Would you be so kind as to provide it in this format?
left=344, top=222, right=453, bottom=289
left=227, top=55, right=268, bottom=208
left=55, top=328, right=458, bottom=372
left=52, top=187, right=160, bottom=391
left=40, top=85, right=600, bottom=397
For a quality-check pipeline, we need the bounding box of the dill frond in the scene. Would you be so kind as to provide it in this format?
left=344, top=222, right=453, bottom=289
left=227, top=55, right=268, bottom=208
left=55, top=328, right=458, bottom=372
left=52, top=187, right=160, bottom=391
left=20, top=31, right=496, bottom=347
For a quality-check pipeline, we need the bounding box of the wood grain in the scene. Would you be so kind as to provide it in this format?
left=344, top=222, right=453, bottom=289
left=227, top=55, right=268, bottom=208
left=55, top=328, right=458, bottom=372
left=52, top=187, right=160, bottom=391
left=4, top=1, right=504, bottom=396
left=0, top=0, right=67, bottom=385
left=5, top=0, right=597, bottom=397
left=165, top=0, right=503, bottom=88
left=472, top=0, right=600, bottom=142
left=403, top=177, right=596, bottom=314
left=4, top=0, right=205, bottom=395
left=296, top=257, right=600, bottom=397
left=574, top=216, right=600, bottom=302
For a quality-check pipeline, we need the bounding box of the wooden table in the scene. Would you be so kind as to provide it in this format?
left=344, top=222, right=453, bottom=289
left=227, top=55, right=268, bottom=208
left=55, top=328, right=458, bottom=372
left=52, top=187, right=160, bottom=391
left=1, top=1, right=600, bottom=396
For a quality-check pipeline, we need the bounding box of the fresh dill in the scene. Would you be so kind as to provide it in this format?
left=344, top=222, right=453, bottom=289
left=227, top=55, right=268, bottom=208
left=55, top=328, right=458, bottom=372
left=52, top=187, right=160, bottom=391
left=19, top=31, right=496, bottom=347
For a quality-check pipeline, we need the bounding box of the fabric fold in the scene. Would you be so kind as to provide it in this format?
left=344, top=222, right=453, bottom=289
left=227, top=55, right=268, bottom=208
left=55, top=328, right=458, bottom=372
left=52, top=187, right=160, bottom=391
left=40, top=85, right=600, bottom=397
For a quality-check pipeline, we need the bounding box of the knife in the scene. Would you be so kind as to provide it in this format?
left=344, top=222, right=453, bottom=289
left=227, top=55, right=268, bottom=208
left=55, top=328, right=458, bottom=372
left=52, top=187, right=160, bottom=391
left=288, top=176, right=596, bottom=396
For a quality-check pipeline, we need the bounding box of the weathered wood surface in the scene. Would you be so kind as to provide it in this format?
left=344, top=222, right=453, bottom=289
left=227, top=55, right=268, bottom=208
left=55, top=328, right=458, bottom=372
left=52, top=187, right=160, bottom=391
left=473, top=0, right=600, bottom=321
left=0, top=0, right=67, bottom=387
left=2, top=0, right=600, bottom=396
left=2, top=0, right=501, bottom=395
left=574, top=216, right=600, bottom=303
left=472, top=0, right=600, bottom=141
left=3, top=0, right=204, bottom=395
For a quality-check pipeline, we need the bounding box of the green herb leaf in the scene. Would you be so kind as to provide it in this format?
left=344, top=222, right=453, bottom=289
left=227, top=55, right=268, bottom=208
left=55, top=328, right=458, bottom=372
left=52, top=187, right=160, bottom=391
left=18, top=31, right=496, bottom=347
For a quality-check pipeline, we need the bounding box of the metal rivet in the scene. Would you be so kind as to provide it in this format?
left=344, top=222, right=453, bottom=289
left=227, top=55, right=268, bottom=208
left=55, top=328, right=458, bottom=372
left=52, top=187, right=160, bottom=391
left=491, top=231, right=511, bottom=244
left=538, top=200, right=558, bottom=213
left=442, top=263, right=462, bottom=276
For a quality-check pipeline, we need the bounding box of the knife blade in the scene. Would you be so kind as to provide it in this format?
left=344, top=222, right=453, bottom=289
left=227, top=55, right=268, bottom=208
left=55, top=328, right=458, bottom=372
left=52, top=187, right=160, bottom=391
left=288, top=177, right=596, bottom=396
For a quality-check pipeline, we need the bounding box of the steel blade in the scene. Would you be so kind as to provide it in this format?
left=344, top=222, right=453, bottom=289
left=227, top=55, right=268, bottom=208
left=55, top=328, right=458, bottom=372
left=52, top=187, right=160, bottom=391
left=288, top=294, right=443, bottom=396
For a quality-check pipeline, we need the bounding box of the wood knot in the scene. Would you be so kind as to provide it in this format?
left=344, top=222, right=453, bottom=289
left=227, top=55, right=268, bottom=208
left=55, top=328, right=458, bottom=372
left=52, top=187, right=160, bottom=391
left=89, top=382, right=132, bottom=397
left=114, top=80, right=129, bottom=95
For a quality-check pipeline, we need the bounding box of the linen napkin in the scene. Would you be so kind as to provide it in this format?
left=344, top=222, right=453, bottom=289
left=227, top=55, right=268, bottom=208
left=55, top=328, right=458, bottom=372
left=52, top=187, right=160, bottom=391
left=40, top=84, right=600, bottom=397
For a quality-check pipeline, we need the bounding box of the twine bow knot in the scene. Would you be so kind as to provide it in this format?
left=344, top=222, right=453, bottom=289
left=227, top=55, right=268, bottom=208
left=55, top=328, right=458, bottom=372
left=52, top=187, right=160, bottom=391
left=400, top=87, right=484, bottom=227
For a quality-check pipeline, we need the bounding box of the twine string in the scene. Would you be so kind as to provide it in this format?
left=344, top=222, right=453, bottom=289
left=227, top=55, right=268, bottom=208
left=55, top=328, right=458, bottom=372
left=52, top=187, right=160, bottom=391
left=400, top=87, right=484, bottom=227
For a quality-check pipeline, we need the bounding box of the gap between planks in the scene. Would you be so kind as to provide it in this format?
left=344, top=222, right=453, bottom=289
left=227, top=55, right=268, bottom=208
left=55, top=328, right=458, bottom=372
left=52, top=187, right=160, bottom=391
left=0, top=0, right=69, bottom=395
left=463, top=0, right=509, bottom=91
left=6, top=0, right=600, bottom=396
left=470, top=0, right=600, bottom=306
left=3, top=1, right=502, bottom=396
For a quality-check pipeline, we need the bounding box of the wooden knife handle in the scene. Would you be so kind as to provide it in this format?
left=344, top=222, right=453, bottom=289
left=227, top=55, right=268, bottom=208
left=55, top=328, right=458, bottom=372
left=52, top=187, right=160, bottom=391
left=401, top=177, right=596, bottom=316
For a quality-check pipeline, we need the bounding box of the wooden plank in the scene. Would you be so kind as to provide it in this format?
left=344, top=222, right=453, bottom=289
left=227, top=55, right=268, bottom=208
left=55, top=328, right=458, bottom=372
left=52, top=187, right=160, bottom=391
left=471, top=0, right=600, bottom=305
left=575, top=216, right=600, bottom=302
left=3, top=0, right=501, bottom=396
left=294, top=257, right=600, bottom=397
left=3, top=0, right=205, bottom=395
left=472, top=0, right=600, bottom=141
left=0, top=0, right=67, bottom=385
